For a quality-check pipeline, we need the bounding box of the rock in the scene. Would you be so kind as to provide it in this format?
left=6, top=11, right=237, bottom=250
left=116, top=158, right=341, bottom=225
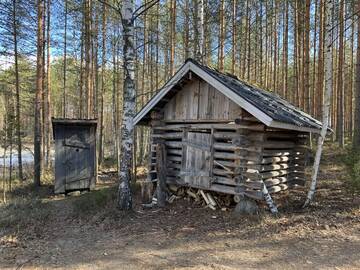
left=234, top=198, right=259, bottom=215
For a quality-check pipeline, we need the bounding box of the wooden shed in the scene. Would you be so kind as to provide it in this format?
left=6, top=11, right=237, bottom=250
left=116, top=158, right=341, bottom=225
left=52, top=118, right=97, bottom=194
left=134, top=59, right=325, bottom=210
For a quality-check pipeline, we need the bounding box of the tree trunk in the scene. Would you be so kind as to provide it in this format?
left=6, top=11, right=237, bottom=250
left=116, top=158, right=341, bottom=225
left=63, top=0, right=67, bottom=118
left=304, top=0, right=311, bottom=113
left=12, top=0, right=23, bottom=180
left=111, top=28, right=119, bottom=163
left=304, top=0, right=333, bottom=207
left=350, top=10, right=355, bottom=138
left=45, top=0, right=51, bottom=169
left=282, top=0, right=288, bottom=98
left=218, top=0, right=225, bottom=72
left=231, top=0, right=236, bottom=74
left=353, top=0, right=360, bottom=149
left=317, top=0, right=325, bottom=120
left=311, top=0, right=318, bottom=116
left=247, top=0, right=251, bottom=81
left=118, top=0, right=136, bottom=210
left=98, top=0, right=107, bottom=166
left=84, top=0, right=92, bottom=118
left=169, top=0, right=176, bottom=76
left=34, top=0, right=45, bottom=187
left=196, top=0, right=204, bottom=62
left=337, top=0, right=345, bottom=148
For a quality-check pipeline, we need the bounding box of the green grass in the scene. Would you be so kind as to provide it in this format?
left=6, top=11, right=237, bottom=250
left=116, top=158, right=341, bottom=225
left=0, top=198, right=52, bottom=231
left=71, top=186, right=117, bottom=216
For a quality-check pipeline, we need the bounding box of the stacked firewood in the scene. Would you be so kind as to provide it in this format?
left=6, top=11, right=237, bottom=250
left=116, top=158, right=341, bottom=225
left=166, top=185, right=233, bottom=211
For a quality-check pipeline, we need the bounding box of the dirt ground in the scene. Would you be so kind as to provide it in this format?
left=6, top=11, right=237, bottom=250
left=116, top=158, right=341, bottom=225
left=0, top=145, right=360, bottom=270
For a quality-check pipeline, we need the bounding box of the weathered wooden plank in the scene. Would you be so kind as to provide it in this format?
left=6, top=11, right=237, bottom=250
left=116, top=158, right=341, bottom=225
left=152, top=133, right=182, bottom=139
left=167, top=149, right=182, bottom=155
left=263, top=140, right=296, bottom=149
left=214, top=152, right=261, bottom=162
left=165, top=141, right=182, bottom=148
left=213, top=142, right=262, bottom=153
left=213, top=176, right=263, bottom=190
left=167, top=155, right=182, bottom=162
left=214, top=132, right=264, bottom=141
left=153, top=123, right=265, bottom=131
left=167, top=161, right=181, bottom=169
left=210, top=184, right=264, bottom=200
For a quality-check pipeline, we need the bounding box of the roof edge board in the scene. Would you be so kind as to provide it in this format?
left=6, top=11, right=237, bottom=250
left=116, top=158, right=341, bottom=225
left=269, top=120, right=321, bottom=134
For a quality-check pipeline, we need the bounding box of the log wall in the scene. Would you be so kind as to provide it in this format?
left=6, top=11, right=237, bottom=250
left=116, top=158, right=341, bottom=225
left=148, top=117, right=309, bottom=201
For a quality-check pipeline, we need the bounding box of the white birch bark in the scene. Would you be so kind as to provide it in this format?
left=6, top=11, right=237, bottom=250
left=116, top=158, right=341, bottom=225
left=262, top=183, right=278, bottom=214
left=117, top=0, right=135, bottom=210
left=303, top=0, right=333, bottom=207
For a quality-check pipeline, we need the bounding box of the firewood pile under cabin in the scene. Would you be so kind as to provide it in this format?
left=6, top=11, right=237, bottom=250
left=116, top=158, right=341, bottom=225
left=134, top=58, right=326, bottom=212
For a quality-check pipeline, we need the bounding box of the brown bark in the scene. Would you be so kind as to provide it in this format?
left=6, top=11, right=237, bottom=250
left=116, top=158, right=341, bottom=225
left=45, top=0, right=51, bottom=168
left=63, top=0, right=67, bottom=118
left=218, top=0, right=225, bottom=72
left=354, top=0, right=360, bottom=148
left=84, top=0, right=92, bottom=118
left=12, top=0, right=23, bottom=180
left=246, top=0, right=251, bottom=81
left=34, top=0, right=45, bottom=187
left=169, top=0, right=176, bottom=76
left=304, top=0, right=311, bottom=113
left=337, top=0, right=345, bottom=147
left=273, top=1, right=278, bottom=91
left=183, top=0, right=189, bottom=60
left=282, top=0, right=288, bottom=98
left=98, top=0, right=107, bottom=166
left=317, top=0, right=325, bottom=119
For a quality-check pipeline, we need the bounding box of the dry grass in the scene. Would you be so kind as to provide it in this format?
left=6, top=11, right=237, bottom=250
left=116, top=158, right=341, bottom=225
left=0, top=143, right=359, bottom=269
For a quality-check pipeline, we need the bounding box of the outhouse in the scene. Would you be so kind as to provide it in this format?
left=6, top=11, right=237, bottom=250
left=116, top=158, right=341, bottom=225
left=52, top=118, right=97, bottom=194
left=134, top=58, right=328, bottom=211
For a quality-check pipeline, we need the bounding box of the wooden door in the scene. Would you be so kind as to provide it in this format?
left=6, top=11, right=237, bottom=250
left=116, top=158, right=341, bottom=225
left=181, top=131, right=212, bottom=188
left=64, top=127, right=91, bottom=190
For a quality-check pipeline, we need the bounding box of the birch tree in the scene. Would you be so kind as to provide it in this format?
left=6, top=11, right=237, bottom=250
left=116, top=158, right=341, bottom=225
left=117, top=0, right=136, bottom=210
left=304, top=0, right=333, bottom=207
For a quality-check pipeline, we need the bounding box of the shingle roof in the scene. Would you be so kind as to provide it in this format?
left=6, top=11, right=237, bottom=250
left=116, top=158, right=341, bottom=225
left=188, top=59, right=323, bottom=130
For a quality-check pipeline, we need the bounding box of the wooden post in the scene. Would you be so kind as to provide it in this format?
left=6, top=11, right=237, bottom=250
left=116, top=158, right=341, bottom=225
left=156, top=141, right=168, bottom=207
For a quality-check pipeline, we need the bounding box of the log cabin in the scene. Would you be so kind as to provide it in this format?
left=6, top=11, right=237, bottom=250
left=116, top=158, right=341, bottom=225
left=134, top=58, right=325, bottom=211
